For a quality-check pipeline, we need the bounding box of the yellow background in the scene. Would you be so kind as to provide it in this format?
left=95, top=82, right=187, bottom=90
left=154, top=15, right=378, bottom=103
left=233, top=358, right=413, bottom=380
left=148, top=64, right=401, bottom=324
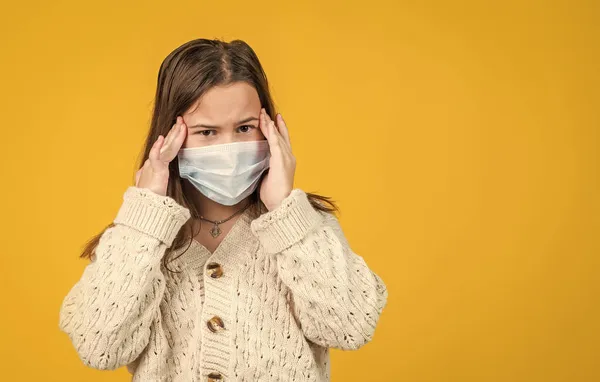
left=0, top=0, right=598, bottom=381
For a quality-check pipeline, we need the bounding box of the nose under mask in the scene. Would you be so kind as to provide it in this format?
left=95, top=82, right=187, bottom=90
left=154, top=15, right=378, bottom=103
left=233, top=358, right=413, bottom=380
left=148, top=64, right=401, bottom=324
left=177, top=140, right=271, bottom=206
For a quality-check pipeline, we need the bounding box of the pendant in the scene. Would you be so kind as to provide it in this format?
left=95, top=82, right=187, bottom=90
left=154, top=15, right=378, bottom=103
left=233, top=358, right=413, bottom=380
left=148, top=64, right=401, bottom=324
left=210, top=223, right=222, bottom=238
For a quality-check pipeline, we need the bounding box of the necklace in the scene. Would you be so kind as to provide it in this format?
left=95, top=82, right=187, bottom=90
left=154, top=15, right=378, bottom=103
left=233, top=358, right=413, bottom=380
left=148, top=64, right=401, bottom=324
left=198, top=202, right=251, bottom=238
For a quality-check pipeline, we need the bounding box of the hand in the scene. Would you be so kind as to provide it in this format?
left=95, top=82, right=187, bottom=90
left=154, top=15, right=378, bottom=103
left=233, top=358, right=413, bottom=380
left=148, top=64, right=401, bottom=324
left=135, top=116, right=187, bottom=196
left=258, top=108, right=295, bottom=211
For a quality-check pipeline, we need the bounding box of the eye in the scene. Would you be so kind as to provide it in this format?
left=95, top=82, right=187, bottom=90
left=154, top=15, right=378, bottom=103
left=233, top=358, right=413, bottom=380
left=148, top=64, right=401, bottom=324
left=197, top=130, right=215, bottom=136
left=238, top=125, right=256, bottom=133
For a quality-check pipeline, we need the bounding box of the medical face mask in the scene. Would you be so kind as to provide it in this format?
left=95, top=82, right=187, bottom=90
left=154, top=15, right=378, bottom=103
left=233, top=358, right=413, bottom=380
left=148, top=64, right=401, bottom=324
left=177, top=140, right=271, bottom=206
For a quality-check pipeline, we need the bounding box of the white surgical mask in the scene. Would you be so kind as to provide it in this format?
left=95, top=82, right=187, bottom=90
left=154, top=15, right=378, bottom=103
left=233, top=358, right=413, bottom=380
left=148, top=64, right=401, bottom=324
left=177, top=140, right=271, bottom=206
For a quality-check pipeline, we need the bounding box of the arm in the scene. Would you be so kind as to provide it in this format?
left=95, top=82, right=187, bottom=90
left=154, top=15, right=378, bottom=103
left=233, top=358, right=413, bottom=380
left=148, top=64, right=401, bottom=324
left=58, top=186, right=191, bottom=370
left=250, top=189, right=388, bottom=350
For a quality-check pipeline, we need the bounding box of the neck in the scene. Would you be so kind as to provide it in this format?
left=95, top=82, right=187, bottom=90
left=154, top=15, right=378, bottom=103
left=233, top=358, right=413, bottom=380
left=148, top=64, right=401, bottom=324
left=182, top=180, right=251, bottom=221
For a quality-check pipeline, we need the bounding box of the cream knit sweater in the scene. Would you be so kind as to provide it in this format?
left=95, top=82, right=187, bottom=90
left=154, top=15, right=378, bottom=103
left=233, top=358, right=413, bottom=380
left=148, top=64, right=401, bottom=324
left=59, top=186, right=388, bottom=381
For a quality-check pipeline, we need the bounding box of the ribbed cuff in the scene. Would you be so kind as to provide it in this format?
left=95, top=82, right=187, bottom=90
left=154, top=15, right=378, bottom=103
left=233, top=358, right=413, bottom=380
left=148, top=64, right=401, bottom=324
left=250, top=189, right=324, bottom=254
left=113, top=186, right=191, bottom=247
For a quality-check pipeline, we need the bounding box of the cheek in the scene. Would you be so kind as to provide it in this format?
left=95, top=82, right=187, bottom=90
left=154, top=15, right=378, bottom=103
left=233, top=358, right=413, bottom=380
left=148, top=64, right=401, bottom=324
left=182, top=135, right=211, bottom=148
left=237, top=129, right=264, bottom=142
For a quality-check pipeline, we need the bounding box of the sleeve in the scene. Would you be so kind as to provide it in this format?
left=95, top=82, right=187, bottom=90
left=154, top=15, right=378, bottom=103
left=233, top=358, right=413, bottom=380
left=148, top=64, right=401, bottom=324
left=58, top=186, right=191, bottom=370
left=250, top=189, right=388, bottom=350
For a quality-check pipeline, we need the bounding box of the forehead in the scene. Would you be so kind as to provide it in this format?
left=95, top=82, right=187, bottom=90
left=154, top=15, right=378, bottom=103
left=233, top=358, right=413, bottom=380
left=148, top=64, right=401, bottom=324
left=184, top=82, right=260, bottom=122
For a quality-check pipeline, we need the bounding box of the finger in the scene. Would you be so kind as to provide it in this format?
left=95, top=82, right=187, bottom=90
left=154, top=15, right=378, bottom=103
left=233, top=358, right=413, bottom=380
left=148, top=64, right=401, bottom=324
left=164, top=120, right=187, bottom=161
left=149, top=135, right=165, bottom=165
left=161, top=117, right=178, bottom=150
left=161, top=117, right=182, bottom=155
left=276, top=113, right=292, bottom=149
left=258, top=107, right=269, bottom=140
left=264, top=111, right=291, bottom=152
left=266, top=116, right=281, bottom=151
left=264, top=110, right=293, bottom=158
left=271, top=119, right=296, bottom=161
left=263, top=110, right=281, bottom=141
left=160, top=121, right=182, bottom=158
left=263, top=110, right=279, bottom=133
left=258, top=108, right=271, bottom=140
left=268, top=114, right=293, bottom=153
left=269, top=114, right=291, bottom=154
left=272, top=124, right=292, bottom=157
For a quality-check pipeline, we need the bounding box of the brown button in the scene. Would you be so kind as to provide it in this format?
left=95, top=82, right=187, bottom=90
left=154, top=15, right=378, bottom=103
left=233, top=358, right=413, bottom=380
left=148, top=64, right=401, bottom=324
left=207, top=316, right=225, bottom=333
left=206, top=262, right=223, bottom=278
left=207, top=372, right=223, bottom=381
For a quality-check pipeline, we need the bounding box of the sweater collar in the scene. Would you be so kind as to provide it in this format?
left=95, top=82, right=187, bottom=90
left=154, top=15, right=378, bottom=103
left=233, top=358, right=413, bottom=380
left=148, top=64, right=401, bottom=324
left=167, top=207, right=259, bottom=273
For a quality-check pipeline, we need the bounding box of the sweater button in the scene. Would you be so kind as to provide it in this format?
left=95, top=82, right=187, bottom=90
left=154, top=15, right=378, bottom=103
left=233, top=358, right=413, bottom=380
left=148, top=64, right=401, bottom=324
left=207, top=316, right=225, bottom=332
left=206, top=262, right=223, bottom=278
left=207, top=372, right=223, bottom=381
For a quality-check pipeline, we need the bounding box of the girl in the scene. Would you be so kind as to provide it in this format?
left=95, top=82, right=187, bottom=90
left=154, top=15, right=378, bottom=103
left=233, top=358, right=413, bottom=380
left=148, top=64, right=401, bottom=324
left=59, top=38, right=388, bottom=382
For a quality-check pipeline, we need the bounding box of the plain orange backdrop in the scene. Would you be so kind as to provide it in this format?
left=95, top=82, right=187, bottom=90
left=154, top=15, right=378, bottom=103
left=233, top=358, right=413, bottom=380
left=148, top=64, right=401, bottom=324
left=0, top=0, right=598, bottom=381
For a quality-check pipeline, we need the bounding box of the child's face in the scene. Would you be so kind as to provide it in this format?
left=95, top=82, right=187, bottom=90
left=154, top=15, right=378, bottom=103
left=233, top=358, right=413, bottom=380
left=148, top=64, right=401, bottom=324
left=181, top=81, right=265, bottom=148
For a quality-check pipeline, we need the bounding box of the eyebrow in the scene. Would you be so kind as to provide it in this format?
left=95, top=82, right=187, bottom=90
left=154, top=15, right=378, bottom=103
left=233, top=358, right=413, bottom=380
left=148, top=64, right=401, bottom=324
left=187, top=116, right=259, bottom=129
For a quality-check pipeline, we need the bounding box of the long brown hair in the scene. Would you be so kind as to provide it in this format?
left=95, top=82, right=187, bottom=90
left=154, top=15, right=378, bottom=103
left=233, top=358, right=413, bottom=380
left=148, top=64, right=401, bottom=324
left=79, top=38, right=338, bottom=272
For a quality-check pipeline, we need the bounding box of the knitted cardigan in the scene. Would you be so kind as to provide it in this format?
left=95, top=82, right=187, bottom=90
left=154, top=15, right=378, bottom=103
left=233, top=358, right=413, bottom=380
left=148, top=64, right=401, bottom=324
left=59, top=186, right=388, bottom=381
